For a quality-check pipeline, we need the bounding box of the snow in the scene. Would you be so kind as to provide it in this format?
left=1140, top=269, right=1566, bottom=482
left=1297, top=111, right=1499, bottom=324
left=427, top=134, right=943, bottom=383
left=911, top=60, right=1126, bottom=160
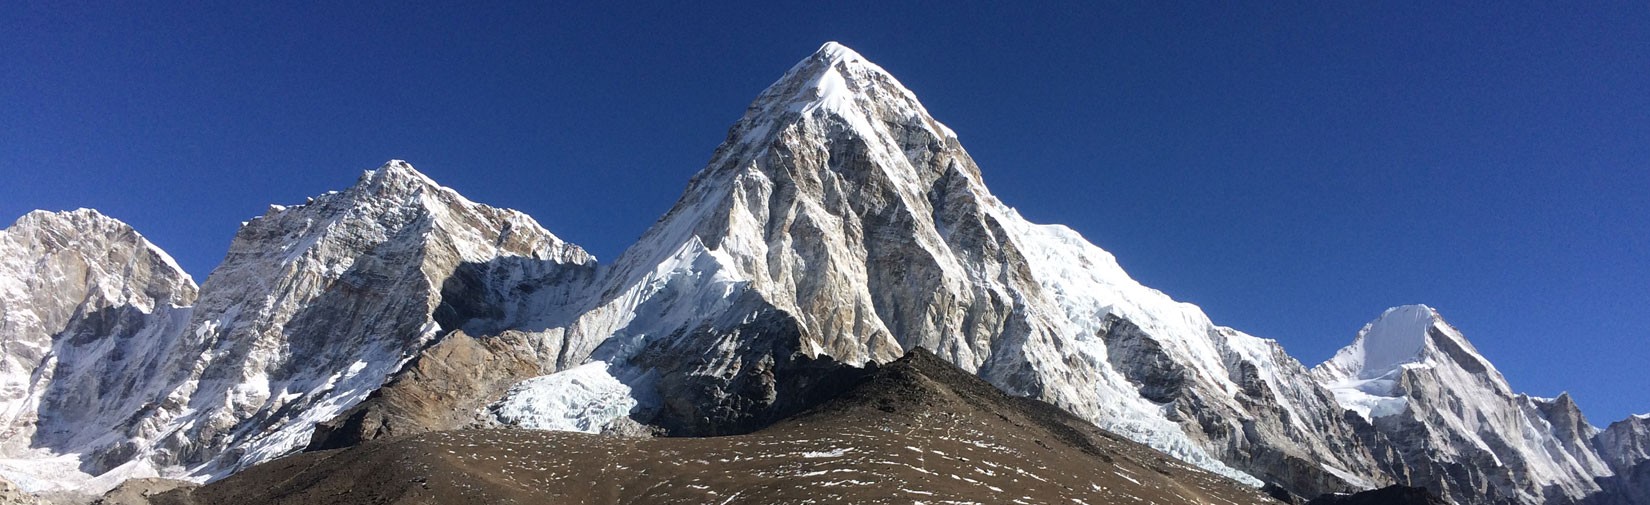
left=1328, top=305, right=1438, bottom=380
left=1313, top=305, right=1617, bottom=502
left=489, top=361, right=637, bottom=433
left=801, top=448, right=851, bottom=458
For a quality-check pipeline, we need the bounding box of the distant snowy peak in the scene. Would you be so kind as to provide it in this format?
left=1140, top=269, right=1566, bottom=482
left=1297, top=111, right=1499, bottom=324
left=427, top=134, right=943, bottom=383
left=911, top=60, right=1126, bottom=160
left=244, top=160, right=593, bottom=267
left=1315, top=305, right=1502, bottom=386
left=1313, top=306, right=1615, bottom=504
left=1311, top=304, right=1511, bottom=421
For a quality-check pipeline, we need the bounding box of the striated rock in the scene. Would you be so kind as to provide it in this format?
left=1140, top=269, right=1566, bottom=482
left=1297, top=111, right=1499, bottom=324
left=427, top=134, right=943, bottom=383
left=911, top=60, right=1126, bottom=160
left=1590, top=415, right=1650, bottom=505
left=138, top=161, right=596, bottom=479
left=0, top=210, right=197, bottom=494
left=305, top=329, right=557, bottom=450
left=0, top=162, right=596, bottom=493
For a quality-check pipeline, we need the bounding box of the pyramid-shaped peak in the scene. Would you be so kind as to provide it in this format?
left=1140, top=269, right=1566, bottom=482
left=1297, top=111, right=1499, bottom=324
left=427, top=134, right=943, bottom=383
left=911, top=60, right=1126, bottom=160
left=734, top=41, right=954, bottom=146
left=340, top=159, right=456, bottom=203
left=760, top=41, right=901, bottom=109
left=363, top=159, right=439, bottom=186
left=1316, top=303, right=1505, bottom=385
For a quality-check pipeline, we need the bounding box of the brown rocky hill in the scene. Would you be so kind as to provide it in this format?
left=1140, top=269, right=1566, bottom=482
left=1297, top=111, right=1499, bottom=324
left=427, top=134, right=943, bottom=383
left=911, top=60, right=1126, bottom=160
left=146, top=349, right=1277, bottom=505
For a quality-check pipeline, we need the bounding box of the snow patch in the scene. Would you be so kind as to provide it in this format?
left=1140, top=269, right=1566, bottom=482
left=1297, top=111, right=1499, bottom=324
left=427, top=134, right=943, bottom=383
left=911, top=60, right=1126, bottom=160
left=489, top=361, right=637, bottom=433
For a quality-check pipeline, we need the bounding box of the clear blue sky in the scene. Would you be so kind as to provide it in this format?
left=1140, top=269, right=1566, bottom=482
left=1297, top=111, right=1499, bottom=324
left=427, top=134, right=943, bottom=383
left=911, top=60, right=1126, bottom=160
left=4, top=2, right=1646, bottom=422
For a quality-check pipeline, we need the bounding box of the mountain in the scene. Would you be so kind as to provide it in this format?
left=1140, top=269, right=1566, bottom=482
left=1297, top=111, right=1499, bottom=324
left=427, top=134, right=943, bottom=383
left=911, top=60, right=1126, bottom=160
left=144, top=349, right=1279, bottom=505
left=0, top=42, right=1644, bottom=505
left=0, top=165, right=595, bottom=494
left=1590, top=415, right=1650, bottom=504
left=469, top=40, right=1400, bottom=496
left=1312, top=305, right=1634, bottom=504
left=0, top=210, right=198, bottom=493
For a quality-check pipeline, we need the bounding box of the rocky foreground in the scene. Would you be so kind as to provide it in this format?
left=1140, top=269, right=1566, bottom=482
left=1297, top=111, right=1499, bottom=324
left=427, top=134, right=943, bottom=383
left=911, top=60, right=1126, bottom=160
left=130, top=350, right=1275, bottom=505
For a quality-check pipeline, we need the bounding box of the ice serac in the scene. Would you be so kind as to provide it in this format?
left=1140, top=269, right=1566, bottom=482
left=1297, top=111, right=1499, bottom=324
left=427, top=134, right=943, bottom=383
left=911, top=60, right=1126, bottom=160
left=0, top=210, right=197, bottom=494
left=1313, top=305, right=1617, bottom=504
left=528, top=41, right=1398, bottom=496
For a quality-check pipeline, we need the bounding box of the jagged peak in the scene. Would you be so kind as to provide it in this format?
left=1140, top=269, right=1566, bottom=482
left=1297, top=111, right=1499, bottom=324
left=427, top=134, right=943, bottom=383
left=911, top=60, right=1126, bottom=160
left=3, top=207, right=196, bottom=288
left=356, top=159, right=443, bottom=193
left=12, top=207, right=125, bottom=230
left=742, top=42, right=954, bottom=141
left=1317, top=304, right=1503, bottom=384
left=1338, top=304, right=1440, bottom=377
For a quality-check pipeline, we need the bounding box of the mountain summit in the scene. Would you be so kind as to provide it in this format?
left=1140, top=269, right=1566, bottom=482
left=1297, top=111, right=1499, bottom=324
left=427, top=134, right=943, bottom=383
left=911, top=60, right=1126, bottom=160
left=0, top=43, right=1644, bottom=505
left=482, top=40, right=1400, bottom=495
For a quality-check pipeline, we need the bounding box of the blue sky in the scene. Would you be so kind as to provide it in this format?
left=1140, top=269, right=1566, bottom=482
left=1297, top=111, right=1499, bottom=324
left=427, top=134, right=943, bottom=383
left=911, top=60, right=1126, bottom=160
left=3, top=2, right=1646, bottom=422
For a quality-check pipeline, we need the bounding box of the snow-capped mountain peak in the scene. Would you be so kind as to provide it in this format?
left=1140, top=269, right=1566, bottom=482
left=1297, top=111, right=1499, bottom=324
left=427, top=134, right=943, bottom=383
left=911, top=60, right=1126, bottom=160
left=1317, top=304, right=1500, bottom=384
left=1313, top=306, right=1617, bottom=504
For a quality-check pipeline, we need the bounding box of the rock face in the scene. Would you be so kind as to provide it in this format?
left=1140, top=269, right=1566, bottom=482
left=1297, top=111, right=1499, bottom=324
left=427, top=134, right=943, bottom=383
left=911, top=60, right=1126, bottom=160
left=143, top=161, right=596, bottom=480
left=1591, top=416, right=1650, bottom=505
left=0, top=164, right=595, bottom=493
left=0, top=210, right=198, bottom=493
left=1306, top=485, right=1450, bottom=505
left=1312, top=305, right=1628, bottom=504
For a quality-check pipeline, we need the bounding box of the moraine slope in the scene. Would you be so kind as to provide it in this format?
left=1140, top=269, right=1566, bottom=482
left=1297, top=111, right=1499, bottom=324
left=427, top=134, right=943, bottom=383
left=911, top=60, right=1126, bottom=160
left=156, top=349, right=1279, bottom=505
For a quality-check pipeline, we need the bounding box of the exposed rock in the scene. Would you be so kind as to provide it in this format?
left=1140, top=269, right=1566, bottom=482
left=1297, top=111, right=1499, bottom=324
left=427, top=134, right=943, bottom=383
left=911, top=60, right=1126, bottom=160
left=306, top=329, right=557, bottom=450
left=506, top=41, right=1397, bottom=498
left=1305, top=485, right=1449, bottom=505
left=1313, top=305, right=1617, bottom=504
left=169, top=349, right=1280, bottom=505
left=0, top=210, right=197, bottom=494
left=95, top=478, right=197, bottom=505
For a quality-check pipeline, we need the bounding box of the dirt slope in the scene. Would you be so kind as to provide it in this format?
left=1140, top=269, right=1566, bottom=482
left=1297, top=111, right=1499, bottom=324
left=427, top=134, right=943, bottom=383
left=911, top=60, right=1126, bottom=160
left=157, top=349, right=1278, bottom=505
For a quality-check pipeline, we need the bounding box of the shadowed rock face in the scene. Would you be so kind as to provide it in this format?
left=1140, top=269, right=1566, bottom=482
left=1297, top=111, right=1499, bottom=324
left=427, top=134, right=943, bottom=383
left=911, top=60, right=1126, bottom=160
left=305, top=330, right=556, bottom=451
left=150, top=349, right=1279, bottom=505
left=1588, top=416, right=1650, bottom=505
left=1306, top=485, right=1449, bottom=505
